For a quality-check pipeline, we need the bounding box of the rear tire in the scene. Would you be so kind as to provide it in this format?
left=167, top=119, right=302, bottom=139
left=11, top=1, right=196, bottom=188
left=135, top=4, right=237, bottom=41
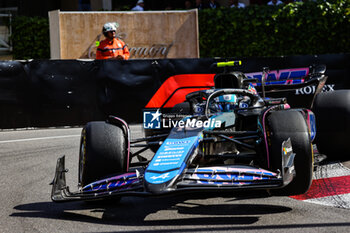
left=267, top=110, right=313, bottom=196
left=79, top=121, right=128, bottom=187
left=312, top=90, right=350, bottom=160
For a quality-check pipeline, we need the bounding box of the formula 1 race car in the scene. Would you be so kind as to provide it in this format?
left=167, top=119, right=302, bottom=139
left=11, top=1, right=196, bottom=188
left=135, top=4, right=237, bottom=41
left=51, top=61, right=329, bottom=202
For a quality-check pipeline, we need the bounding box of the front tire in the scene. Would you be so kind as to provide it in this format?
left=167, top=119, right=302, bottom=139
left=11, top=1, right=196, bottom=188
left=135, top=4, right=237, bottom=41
left=267, top=110, right=313, bottom=196
left=79, top=121, right=128, bottom=187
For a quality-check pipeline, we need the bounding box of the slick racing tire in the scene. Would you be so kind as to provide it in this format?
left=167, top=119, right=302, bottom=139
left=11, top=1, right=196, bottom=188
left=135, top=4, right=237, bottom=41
left=267, top=110, right=313, bottom=196
left=312, top=90, right=350, bottom=160
left=79, top=121, right=128, bottom=187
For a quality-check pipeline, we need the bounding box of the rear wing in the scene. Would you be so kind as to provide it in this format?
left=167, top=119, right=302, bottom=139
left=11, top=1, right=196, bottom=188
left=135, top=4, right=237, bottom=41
left=252, top=65, right=327, bottom=93
left=144, top=64, right=327, bottom=110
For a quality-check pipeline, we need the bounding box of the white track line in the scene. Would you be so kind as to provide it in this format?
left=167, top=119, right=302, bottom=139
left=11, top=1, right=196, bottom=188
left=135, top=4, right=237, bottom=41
left=0, top=135, right=80, bottom=144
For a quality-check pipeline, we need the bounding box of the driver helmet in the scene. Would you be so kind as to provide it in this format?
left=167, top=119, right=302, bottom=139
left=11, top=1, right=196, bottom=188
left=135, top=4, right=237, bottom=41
left=214, top=94, right=238, bottom=112
left=102, top=22, right=119, bottom=36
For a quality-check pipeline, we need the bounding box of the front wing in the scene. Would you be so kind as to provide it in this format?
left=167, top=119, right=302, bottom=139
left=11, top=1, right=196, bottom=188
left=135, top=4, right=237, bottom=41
left=51, top=154, right=294, bottom=202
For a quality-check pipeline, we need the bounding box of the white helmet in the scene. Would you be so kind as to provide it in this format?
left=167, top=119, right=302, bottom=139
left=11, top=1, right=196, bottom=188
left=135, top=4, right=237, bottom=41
left=102, top=22, right=119, bottom=35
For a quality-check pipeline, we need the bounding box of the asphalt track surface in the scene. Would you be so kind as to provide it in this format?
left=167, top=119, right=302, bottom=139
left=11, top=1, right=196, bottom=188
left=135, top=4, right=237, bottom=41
left=1, top=126, right=350, bottom=233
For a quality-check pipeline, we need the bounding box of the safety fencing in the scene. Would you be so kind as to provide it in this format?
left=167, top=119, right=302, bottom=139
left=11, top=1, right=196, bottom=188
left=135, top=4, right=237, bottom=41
left=0, top=54, right=349, bottom=129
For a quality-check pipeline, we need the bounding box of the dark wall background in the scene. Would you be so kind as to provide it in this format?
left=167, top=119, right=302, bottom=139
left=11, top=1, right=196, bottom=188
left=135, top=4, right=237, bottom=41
left=0, top=54, right=349, bottom=129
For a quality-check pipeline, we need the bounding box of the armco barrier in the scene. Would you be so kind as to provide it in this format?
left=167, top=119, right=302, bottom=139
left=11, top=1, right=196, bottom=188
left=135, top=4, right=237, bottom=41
left=0, top=54, right=349, bottom=129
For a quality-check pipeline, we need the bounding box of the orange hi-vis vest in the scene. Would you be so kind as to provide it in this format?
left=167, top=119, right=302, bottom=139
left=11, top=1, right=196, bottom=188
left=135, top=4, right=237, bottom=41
left=96, top=38, right=130, bottom=60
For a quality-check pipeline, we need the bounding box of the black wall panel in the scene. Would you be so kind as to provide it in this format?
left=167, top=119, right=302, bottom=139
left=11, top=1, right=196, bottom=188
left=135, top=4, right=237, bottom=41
left=0, top=54, right=349, bottom=129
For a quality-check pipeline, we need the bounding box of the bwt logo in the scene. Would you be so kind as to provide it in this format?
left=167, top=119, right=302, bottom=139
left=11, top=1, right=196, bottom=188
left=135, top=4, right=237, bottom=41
left=143, top=109, right=161, bottom=129
left=246, top=68, right=309, bottom=84
left=166, top=140, right=191, bottom=145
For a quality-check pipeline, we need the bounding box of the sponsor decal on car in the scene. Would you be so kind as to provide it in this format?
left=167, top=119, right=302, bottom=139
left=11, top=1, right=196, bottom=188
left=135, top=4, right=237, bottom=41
left=147, top=136, right=199, bottom=172
left=295, top=84, right=335, bottom=95
left=145, top=135, right=201, bottom=184
left=166, top=140, right=191, bottom=145
left=246, top=68, right=309, bottom=85
left=150, top=173, right=170, bottom=180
